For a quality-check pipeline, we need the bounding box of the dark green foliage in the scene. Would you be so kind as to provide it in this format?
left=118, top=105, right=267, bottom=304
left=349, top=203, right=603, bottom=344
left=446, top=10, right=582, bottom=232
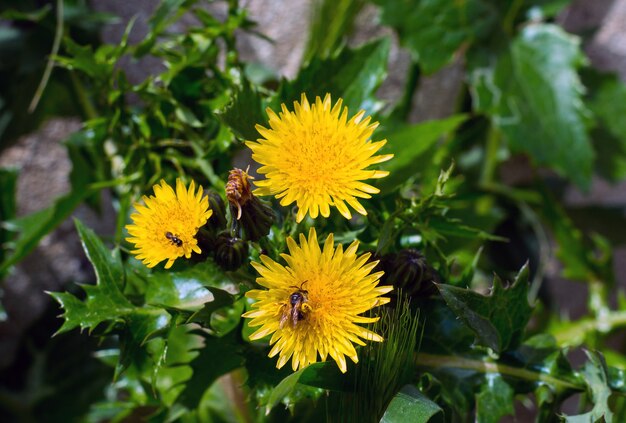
left=219, top=78, right=267, bottom=141
left=372, top=0, right=494, bottom=74
left=438, top=263, right=532, bottom=354
left=276, top=38, right=390, bottom=114
left=2, top=0, right=626, bottom=421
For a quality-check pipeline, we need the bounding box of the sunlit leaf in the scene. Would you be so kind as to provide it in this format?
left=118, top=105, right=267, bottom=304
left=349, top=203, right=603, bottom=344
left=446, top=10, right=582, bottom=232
left=563, top=351, right=614, bottom=422
left=472, top=24, right=593, bottom=189
left=380, top=385, right=443, bottom=423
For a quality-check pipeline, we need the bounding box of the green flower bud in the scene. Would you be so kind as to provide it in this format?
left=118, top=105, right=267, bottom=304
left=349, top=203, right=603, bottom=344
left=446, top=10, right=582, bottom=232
left=205, top=190, right=227, bottom=233
left=214, top=232, right=249, bottom=271
left=381, top=249, right=439, bottom=297
left=236, top=196, right=274, bottom=242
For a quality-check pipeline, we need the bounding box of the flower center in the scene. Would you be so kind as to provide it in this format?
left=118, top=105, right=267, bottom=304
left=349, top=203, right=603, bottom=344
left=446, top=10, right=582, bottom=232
left=282, top=129, right=352, bottom=194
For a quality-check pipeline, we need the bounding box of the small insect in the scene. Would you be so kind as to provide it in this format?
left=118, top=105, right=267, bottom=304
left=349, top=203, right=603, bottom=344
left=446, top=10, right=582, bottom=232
left=165, top=231, right=183, bottom=247
left=280, top=281, right=309, bottom=329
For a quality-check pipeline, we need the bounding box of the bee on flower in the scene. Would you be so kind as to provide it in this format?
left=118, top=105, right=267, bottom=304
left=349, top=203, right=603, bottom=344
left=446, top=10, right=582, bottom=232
left=242, top=228, right=393, bottom=373
left=125, top=178, right=212, bottom=269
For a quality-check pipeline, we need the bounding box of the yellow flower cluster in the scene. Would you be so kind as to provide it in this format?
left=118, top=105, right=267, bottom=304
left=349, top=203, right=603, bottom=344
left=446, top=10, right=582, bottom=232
left=125, top=93, right=393, bottom=373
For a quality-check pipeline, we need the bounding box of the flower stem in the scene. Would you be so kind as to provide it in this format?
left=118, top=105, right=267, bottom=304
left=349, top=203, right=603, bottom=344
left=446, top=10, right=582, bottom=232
left=480, top=125, right=501, bottom=187
left=416, top=353, right=581, bottom=391
left=29, top=0, right=64, bottom=113
left=553, top=311, right=626, bottom=346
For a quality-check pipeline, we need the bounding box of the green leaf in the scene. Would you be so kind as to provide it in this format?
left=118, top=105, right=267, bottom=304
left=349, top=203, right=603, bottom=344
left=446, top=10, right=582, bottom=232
left=56, top=38, right=112, bottom=80
left=265, top=361, right=350, bottom=413
left=218, top=78, right=267, bottom=140
left=475, top=374, right=514, bottom=423
left=130, top=259, right=233, bottom=308
left=186, top=287, right=235, bottom=327
left=538, top=188, right=606, bottom=282
left=564, top=351, right=614, bottom=423
left=277, top=38, right=390, bottom=114
left=0, top=190, right=89, bottom=275
left=377, top=115, right=467, bottom=192
left=0, top=168, right=17, bottom=265
left=437, top=263, right=532, bottom=354
left=586, top=71, right=626, bottom=181
left=373, top=0, right=493, bottom=74
left=175, top=332, right=244, bottom=410
left=116, top=311, right=170, bottom=380
left=1, top=5, right=51, bottom=22
left=299, top=361, right=350, bottom=392
left=0, top=129, right=99, bottom=275
left=266, top=367, right=308, bottom=413
left=380, top=384, right=443, bottom=423
left=49, top=220, right=132, bottom=334
left=472, top=24, right=593, bottom=189
left=303, top=0, right=365, bottom=63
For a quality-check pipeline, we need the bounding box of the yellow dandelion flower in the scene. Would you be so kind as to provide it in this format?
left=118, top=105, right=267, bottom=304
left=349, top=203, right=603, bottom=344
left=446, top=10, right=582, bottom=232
left=126, top=178, right=212, bottom=269
left=246, top=93, right=393, bottom=223
left=242, top=227, right=393, bottom=373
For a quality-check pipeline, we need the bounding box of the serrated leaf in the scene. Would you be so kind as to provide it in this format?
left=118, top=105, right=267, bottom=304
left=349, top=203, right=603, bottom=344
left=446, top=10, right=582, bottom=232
left=419, top=298, right=477, bottom=356
left=437, top=263, right=532, bottom=354
left=276, top=38, right=389, bottom=114
left=380, top=384, right=443, bottom=423
left=475, top=374, right=514, bottom=423
left=472, top=24, right=593, bottom=189
left=564, top=351, right=614, bottom=423
left=218, top=78, right=267, bottom=140
left=49, top=220, right=132, bottom=334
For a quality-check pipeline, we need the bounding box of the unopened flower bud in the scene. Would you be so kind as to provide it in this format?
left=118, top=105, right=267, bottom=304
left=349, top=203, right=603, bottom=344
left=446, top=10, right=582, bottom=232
left=214, top=232, right=249, bottom=271
left=205, top=190, right=227, bottom=233
left=238, top=196, right=274, bottom=242
left=380, top=249, right=439, bottom=297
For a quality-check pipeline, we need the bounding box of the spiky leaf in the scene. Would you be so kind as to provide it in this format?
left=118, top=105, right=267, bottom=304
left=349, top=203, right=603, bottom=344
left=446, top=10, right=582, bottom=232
left=437, top=263, right=532, bottom=354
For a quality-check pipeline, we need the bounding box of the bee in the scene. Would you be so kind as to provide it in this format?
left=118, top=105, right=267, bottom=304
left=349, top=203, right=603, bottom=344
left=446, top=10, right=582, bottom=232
left=279, top=282, right=309, bottom=329
left=165, top=231, right=183, bottom=247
